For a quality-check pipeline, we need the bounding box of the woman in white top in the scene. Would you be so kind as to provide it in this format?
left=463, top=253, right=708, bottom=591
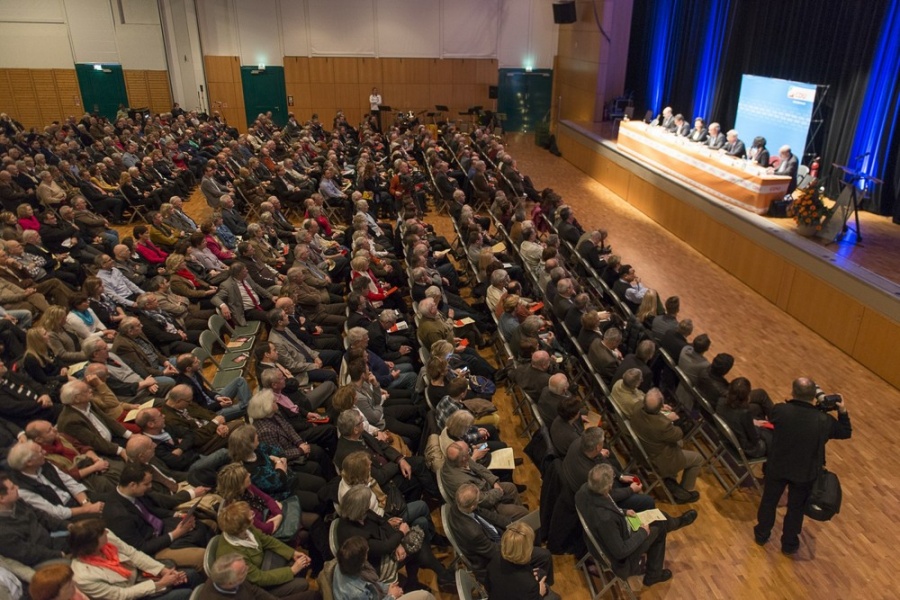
left=369, top=87, right=383, bottom=131
left=65, top=294, right=114, bottom=341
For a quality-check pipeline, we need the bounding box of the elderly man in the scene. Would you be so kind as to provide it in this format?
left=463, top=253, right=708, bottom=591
left=112, top=316, right=181, bottom=378
left=165, top=196, right=198, bottom=232
left=416, top=297, right=495, bottom=378
left=334, top=409, right=438, bottom=501
left=536, top=372, right=572, bottom=427
left=134, top=293, right=199, bottom=352
left=25, top=419, right=123, bottom=495
left=196, top=554, right=275, bottom=600
left=510, top=350, right=553, bottom=401
left=612, top=339, right=656, bottom=393
left=347, top=326, right=415, bottom=391
left=770, top=145, right=799, bottom=193
left=220, top=195, right=248, bottom=236
left=0, top=360, right=58, bottom=426
left=610, top=368, right=646, bottom=416
left=267, top=308, right=338, bottom=383
left=446, top=482, right=554, bottom=581
left=200, top=166, right=231, bottom=208
left=366, top=309, right=415, bottom=364
left=7, top=441, right=104, bottom=521
left=675, top=333, right=711, bottom=410
left=589, top=327, right=623, bottom=383
left=629, top=388, right=703, bottom=503
left=257, top=367, right=337, bottom=455
left=575, top=464, right=673, bottom=587
left=112, top=244, right=152, bottom=288
left=159, top=384, right=241, bottom=454
left=36, top=170, right=67, bottom=207
left=57, top=379, right=132, bottom=461
left=722, top=129, right=746, bottom=158
left=0, top=241, right=75, bottom=306
left=82, top=336, right=173, bottom=401
left=124, top=435, right=203, bottom=507
left=441, top=441, right=528, bottom=521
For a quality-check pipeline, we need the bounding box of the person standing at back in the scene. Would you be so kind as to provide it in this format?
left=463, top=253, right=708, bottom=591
left=754, top=377, right=851, bottom=555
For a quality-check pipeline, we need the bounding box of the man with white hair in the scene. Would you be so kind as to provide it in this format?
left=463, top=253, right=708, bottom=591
left=537, top=373, right=572, bottom=426
left=57, top=379, right=132, bottom=460
left=416, top=297, right=495, bottom=378
left=770, top=145, right=800, bottom=193
left=722, top=129, right=746, bottom=157
left=195, top=554, right=273, bottom=599
left=7, top=440, right=104, bottom=521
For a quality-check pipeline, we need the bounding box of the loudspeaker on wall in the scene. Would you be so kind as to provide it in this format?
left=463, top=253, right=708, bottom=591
left=553, top=2, right=577, bottom=24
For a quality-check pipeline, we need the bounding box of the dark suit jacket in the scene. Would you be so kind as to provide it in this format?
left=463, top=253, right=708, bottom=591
left=706, top=132, right=726, bottom=150
left=660, top=330, right=688, bottom=360
left=575, top=486, right=650, bottom=578
left=101, top=491, right=178, bottom=555
left=211, top=276, right=272, bottom=326
left=767, top=400, right=851, bottom=482
left=334, top=433, right=401, bottom=487
left=588, top=339, right=620, bottom=382
left=159, top=402, right=227, bottom=452
left=537, top=389, right=569, bottom=427
left=510, top=365, right=551, bottom=402
left=724, top=139, right=746, bottom=158
left=751, top=148, right=771, bottom=167
left=775, top=153, right=800, bottom=193
left=111, top=333, right=167, bottom=377
left=557, top=221, right=581, bottom=247
left=221, top=208, right=248, bottom=236
left=446, top=503, right=510, bottom=571
left=57, top=405, right=128, bottom=458
left=334, top=512, right=402, bottom=573
left=611, top=355, right=653, bottom=392
left=577, top=239, right=606, bottom=273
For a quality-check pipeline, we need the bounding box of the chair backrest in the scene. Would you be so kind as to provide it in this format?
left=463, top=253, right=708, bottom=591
left=441, top=504, right=473, bottom=570
left=328, top=519, right=340, bottom=556
left=576, top=506, right=614, bottom=571
left=713, top=413, right=746, bottom=459
left=203, top=535, right=221, bottom=577
left=436, top=469, right=453, bottom=504
left=199, top=330, right=221, bottom=355
left=208, top=314, right=230, bottom=345
left=456, top=566, right=481, bottom=600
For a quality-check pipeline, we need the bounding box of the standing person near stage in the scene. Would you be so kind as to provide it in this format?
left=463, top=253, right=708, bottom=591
left=369, top=88, right=383, bottom=132
left=754, top=377, right=851, bottom=555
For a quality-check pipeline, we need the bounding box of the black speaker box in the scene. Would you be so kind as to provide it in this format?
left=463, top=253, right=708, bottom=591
left=488, top=85, right=498, bottom=99
left=553, top=2, right=577, bottom=24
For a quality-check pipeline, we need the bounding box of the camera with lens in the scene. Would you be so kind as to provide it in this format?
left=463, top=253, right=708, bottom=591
left=815, top=388, right=842, bottom=412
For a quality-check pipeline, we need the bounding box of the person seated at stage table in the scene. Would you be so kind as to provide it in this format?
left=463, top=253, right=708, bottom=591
left=657, top=106, right=676, bottom=131
left=672, top=114, right=690, bottom=137
left=748, top=136, right=770, bottom=167
left=705, top=122, right=726, bottom=150
left=722, top=130, right=746, bottom=158
left=688, top=118, right=708, bottom=143
left=769, top=145, right=800, bottom=194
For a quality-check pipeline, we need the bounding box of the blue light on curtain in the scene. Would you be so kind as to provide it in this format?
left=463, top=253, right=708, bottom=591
left=646, top=0, right=678, bottom=115
left=848, top=0, right=900, bottom=186
left=691, top=0, right=730, bottom=121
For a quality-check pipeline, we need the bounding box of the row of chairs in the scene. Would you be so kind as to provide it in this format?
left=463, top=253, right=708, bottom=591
left=194, top=313, right=262, bottom=392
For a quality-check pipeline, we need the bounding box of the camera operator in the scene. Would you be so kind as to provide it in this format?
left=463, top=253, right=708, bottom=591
left=754, top=377, right=851, bottom=555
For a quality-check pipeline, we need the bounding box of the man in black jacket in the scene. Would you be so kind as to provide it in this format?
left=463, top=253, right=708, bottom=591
left=754, top=377, right=851, bottom=555
left=0, top=472, right=69, bottom=566
left=102, top=462, right=212, bottom=571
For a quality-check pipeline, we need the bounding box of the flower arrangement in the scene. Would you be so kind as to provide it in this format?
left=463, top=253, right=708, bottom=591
left=793, top=189, right=830, bottom=229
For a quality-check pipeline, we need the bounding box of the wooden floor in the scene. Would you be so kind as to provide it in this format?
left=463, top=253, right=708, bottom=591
left=170, top=135, right=898, bottom=599
left=483, top=133, right=899, bottom=600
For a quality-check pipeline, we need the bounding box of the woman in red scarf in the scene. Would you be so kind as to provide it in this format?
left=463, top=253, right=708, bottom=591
left=69, top=518, right=197, bottom=600
left=165, top=253, right=217, bottom=309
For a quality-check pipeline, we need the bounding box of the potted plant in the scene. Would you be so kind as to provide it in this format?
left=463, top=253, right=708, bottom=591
left=792, top=189, right=830, bottom=236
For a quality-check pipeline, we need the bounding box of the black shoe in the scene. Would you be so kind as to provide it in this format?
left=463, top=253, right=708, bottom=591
left=754, top=533, right=769, bottom=546
left=642, top=569, right=673, bottom=587
left=515, top=483, right=528, bottom=493
left=674, top=509, right=698, bottom=530
left=781, top=546, right=799, bottom=556
left=514, top=457, right=524, bottom=466
left=674, top=490, right=700, bottom=504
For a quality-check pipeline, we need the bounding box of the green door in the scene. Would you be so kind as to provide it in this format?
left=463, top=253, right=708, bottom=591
left=497, top=69, right=553, bottom=133
left=241, top=66, right=287, bottom=128
left=75, top=64, right=128, bottom=121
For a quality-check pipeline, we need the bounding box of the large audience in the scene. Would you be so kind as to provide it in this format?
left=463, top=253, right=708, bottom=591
left=0, top=100, right=789, bottom=600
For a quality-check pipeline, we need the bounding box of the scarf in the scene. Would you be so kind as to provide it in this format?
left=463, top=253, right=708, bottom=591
left=78, top=543, right=134, bottom=579
left=41, top=437, right=79, bottom=462
left=71, top=309, right=94, bottom=327
left=223, top=530, right=260, bottom=550
left=174, top=268, right=199, bottom=287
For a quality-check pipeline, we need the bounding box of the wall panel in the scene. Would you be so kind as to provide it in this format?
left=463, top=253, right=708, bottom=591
left=204, top=56, right=246, bottom=132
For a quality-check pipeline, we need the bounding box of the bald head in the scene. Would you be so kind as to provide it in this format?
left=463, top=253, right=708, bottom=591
left=531, top=350, right=551, bottom=371
left=548, top=373, right=568, bottom=394
left=445, top=441, right=470, bottom=467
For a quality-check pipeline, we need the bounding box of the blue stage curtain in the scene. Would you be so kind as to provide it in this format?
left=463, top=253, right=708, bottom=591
left=691, top=0, right=731, bottom=123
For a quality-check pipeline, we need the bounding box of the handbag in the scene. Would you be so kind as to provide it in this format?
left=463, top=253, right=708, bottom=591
left=273, top=495, right=302, bottom=542
left=467, top=374, right=496, bottom=397
left=382, top=482, right=406, bottom=518
left=400, top=525, right=425, bottom=554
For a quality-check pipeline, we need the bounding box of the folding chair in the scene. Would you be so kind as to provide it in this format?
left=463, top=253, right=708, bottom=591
left=575, top=507, right=637, bottom=600
left=210, top=312, right=260, bottom=340
left=192, top=347, right=242, bottom=391
left=203, top=535, right=221, bottom=577
left=455, top=566, right=481, bottom=600
left=328, top=519, right=340, bottom=556
left=622, top=419, right=676, bottom=504
left=199, top=330, right=251, bottom=371
left=713, top=414, right=767, bottom=498
left=436, top=470, right=454, bottom=505
left=441, top=504, right=474, bottom=570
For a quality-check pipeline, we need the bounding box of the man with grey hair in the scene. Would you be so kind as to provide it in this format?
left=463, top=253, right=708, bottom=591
left=57, top=379, right=131, bottom=460
left=552, top=277, right=576, bottom=320
left=212, top=261, right=274, bottom=326
left=610, top=368, right=646, bottom=415
left=575, top=463, right=673, bottom=587
left=195, top=553, right=271, bottom=598
left=589, top=327, right=623, bottom=382
left=367, top=309, right=415, bottom=363
left=442, top=441, right=527, bottom=521
left=612, top=339, right=656, bottom=392
left=82, top=336, right=173, bottom=400
left=8, top=441, right=104, bottom=520
left=630, top=388, right=703, bottom=502
left=510, top=350, right=553, bottom=401
left=537, top=372, right=571, bottom=426
left=112, top=316, right=180, bottom=378
left=485, top=268, right=510, bottom=313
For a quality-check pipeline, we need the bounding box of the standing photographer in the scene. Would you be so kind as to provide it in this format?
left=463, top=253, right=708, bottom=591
left=754, top=377, right=851, bottom=555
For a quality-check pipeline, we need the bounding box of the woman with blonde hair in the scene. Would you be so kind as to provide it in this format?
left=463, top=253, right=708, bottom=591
left=216, top=462, right=316, bottom=546
left=22, top=326, right=69, bottom=387
left=636, top=288, right=661, bottom=329
left=166, top=253, right=217, bottom=307
left=38, top=304, right=88, bottom=364
left=487, top=521, right=560, bottom=599
left=16, top=203, right=40, bottom=232
left=214, top=502, right=316, bottom=599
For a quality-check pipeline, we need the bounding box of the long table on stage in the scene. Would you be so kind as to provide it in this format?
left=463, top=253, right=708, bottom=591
left=616, top=121, right=791, bottom=214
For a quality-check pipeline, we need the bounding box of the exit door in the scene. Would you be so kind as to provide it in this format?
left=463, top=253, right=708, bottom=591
left=241, top=66, right=287, bottom=128
left=497, top=69, right=553, bottom=133
left=75, top=64, right=128, bottom=121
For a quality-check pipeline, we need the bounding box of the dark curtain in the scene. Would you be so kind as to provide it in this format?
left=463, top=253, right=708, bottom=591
left=625, top=0, right=896, bottom=215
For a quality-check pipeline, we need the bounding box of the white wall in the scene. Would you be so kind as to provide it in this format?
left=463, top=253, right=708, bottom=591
left=195, top=0, right=557, bottom=68
left=160, top=0, right=208, bottom=111
left=0, top=0, right=167, bottom=70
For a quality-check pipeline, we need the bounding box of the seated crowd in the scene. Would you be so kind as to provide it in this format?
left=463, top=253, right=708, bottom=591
left=0, top=100, right=781, bottom=600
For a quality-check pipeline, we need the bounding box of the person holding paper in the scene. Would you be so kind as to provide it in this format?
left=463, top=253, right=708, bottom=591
left=575, top=463, right=673, bottom=587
